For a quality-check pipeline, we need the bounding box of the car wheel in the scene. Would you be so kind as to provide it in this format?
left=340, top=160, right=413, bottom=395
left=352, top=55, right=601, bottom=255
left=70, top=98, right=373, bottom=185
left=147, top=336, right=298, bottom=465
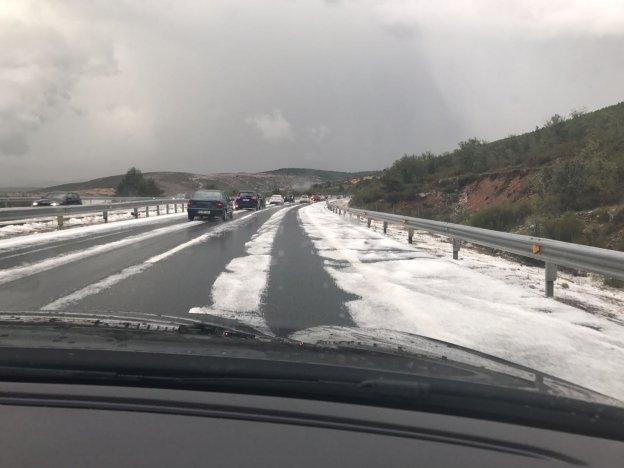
left=188, top=214, right=195, bottom=221
left=222, top=211, right=227, bottom=221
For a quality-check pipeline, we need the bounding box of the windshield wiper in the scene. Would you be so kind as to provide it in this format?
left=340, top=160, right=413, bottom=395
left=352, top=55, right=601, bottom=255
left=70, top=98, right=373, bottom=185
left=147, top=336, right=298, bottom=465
left=0, top=311, right=265, bottom=340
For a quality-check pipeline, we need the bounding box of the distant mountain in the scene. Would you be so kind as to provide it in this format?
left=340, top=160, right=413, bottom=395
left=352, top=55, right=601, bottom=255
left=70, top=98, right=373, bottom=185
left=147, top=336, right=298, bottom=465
left=262, top=168, right=379, bottom=181
left=41, top=168, right=378, bottom=196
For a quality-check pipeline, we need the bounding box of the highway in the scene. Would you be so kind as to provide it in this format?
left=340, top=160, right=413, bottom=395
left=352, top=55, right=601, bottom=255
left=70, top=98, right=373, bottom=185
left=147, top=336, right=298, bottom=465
left=0, top=202, right=624, bottom=401
left=0, top=205, right=352, bottom=336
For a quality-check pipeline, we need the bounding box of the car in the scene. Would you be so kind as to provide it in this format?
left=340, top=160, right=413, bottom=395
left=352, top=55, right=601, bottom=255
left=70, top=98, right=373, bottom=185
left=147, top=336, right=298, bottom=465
left=311, top=194, right=322, bottom=203
left=235, top=190, right=263, bottom=210
left=284, top=195, right=295, bottom=203
left=268, top=194, right=284, bottom=205
left=32, top=191, right=82, bottom=207
left=187, top=190, right=233, bottom=221
left=297, top=195, right=310, bottom=204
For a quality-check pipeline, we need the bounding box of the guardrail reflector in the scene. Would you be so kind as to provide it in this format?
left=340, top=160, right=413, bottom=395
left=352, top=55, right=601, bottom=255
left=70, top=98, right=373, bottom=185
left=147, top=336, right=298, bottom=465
left=532, top=244, right=541, bottom=254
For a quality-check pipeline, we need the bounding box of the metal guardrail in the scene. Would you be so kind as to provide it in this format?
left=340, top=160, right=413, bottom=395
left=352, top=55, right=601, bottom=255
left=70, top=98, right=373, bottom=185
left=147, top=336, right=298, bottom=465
left=327, top=201, right=624, bottom=297
left=0, top=196, right=170, bottom=208
left=0, top=198, right=187, bottom=227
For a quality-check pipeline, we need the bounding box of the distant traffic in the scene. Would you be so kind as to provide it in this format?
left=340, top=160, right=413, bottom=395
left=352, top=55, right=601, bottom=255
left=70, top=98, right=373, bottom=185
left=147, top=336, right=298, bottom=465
left=184, top=189, right=329, bottom=221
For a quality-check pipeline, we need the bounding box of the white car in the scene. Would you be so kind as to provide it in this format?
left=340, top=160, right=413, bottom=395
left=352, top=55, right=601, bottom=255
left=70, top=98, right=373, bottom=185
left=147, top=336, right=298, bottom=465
left=268, top=194, right=284, bottom=205
left=297, top=195, right=310, bottom=204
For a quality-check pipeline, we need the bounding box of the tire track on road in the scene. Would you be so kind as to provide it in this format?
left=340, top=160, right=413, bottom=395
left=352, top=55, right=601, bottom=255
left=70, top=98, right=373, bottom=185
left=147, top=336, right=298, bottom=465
left=189, top=206, right=295, bottom=334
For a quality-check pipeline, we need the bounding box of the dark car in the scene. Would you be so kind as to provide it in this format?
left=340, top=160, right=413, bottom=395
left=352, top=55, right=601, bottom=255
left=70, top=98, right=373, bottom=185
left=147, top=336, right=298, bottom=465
left=32, top=191, right=82, bottom=207
left=235, top=190, right=264, bottom=210
left=187, top=190, right=233, bottom=221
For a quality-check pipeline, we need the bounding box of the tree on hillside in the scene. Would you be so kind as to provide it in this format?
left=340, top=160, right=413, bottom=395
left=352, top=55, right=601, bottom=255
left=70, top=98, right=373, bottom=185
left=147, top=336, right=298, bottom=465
left=116, top=167, right=164, bottom=197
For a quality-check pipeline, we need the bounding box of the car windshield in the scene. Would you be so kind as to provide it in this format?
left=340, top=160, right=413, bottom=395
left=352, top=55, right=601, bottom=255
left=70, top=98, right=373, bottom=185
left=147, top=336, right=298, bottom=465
left=192, top=190, right=222, bottom=199
left=1, top=0, right=624, bottom=429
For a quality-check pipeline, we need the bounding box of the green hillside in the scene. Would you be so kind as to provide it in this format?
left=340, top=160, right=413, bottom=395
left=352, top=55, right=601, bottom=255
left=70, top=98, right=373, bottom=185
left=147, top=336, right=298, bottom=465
left=351, top=102, right=624, bottom=251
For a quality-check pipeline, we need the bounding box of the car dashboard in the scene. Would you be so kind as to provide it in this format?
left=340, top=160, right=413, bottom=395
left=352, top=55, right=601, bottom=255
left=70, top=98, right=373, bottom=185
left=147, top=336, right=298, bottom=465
left=1, top=381, right=621, bottom=467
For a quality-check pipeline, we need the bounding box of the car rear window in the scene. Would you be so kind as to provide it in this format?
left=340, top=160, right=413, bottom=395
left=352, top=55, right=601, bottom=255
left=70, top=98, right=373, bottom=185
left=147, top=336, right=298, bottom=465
left=239, top=192, right=255, bottom=196
left=192, top=190, right=222, bottom=199
left=44, top=192, right=66, bottom=200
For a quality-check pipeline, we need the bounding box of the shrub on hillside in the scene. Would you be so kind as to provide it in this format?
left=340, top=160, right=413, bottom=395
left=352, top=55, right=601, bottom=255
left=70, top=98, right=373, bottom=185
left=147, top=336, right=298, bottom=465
left=116, top=167, right=164, bottom=197
left=537, top=140, right=621, bottom=213
left=532, top=212, right=584, bottom=243
left=468, top=202, right=532, bottom=232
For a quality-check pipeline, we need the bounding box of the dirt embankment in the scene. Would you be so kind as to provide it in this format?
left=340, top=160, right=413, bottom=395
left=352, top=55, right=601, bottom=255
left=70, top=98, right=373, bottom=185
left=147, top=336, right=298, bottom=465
left=459, top=169, right=536, bottom=214
left=388, top=169, right=537, bottom=219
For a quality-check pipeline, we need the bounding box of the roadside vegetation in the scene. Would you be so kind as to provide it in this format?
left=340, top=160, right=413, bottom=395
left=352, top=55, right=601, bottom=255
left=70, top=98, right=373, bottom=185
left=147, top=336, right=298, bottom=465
left=116, top=167, right=164, bottom=197
left=351, top=102, right=624, bottom=251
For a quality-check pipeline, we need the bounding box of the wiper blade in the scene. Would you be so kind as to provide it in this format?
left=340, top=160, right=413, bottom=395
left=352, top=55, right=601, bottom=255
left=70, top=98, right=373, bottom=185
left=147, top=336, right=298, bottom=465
left=0, top=311, right=265, bottom=340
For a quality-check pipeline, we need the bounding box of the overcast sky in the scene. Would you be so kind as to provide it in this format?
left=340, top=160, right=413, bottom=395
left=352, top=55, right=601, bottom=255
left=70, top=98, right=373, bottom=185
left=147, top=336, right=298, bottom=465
left=1, top=0, right=624, bottom=186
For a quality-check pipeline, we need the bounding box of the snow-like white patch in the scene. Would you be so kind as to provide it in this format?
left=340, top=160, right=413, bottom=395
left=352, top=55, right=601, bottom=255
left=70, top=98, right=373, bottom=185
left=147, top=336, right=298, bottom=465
left=374, top=220, right=624, bottom=322
left=43, top=213, right=258, bottom=310
left=0, top=219, right=203, bottom=286
left=298, top=203, right=624, bottom=401
left=189, top=206, right=295, bottom=334
left=0, top=211, right=188, bottom=252
left=0, top=206, right=182, bottom=240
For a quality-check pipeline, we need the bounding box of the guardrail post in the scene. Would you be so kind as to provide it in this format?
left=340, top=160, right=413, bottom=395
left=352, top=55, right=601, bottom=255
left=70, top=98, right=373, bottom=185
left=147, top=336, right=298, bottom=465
left=452, top=238, right=462, bottom=260
left=132, top=207, right=138, bottom=218
left=367, top=218, right=372, bottom=228
left=545, top=262, right=557, bottom=298
left=56, top=215, right=64, bottom=230
left=166, top=204, right=170, bottom=214
left=156, top=204, right=161, bottom=216
left=145, top=205, right=150, bottom=217
left=103, top=210, right=108, bottom=223
left=407, top=228, right=414, bottom=244
left=174, top=203, right=178, bottom=213
left=383, top=221, right=388, bottom=234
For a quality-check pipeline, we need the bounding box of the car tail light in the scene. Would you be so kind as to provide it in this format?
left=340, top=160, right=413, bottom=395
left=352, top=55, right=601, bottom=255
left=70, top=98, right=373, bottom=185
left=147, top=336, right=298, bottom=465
left=215, top=202, right=224, bottom=208
left=188, top=200, right=194, bottom=206
left=251, top=196, right=257, bottom=200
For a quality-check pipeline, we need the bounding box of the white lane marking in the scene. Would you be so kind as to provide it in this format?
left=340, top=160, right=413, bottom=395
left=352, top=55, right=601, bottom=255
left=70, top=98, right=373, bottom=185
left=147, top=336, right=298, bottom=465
left=42, top=212, right=259, bottom=310
left=0, top=212, right=188, bottom=253
left=0, top=219, right=204, bottom=286
left=189, top=206, right=295, bottom=335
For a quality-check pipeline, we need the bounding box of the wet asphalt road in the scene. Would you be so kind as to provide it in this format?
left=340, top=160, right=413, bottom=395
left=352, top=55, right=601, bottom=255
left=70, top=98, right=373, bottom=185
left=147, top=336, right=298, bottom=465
left=0, top=205, right=355, bottom=335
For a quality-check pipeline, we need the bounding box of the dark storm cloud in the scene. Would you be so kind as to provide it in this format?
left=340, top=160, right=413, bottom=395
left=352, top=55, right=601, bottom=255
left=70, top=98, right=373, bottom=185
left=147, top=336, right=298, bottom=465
left=1, top=0, right=624, bottom=186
